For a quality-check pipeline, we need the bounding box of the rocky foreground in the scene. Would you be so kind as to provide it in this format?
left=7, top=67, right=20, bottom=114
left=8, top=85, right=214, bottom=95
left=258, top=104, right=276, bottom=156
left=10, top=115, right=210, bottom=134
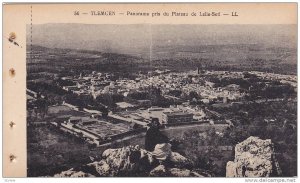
left=54, top=136, right=281, bottom=177
left=54, top=145, right=211, bottom=177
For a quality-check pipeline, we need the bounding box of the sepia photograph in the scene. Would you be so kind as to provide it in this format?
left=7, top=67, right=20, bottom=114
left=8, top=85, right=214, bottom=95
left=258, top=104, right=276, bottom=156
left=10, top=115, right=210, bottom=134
left=2, top=2, right=299, bottom=182
left=25, top=23, right=297, bottom=177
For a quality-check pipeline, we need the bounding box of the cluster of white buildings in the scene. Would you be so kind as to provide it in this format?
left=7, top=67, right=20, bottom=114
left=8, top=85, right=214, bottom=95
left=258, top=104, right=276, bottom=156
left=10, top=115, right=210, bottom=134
left=250, top=71, right=297, bottom=89
left=62, top=72, right=115, bottom=98
left=61, top=69, right=296, bottom=106
left=61, top=70, right=248, bottom=104
left=115, top=70, right=246, bottom=103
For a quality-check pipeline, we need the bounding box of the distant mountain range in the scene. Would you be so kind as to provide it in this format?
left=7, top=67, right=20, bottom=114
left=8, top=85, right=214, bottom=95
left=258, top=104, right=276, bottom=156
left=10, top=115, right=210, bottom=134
left=27, top=24, right=296, bottom=60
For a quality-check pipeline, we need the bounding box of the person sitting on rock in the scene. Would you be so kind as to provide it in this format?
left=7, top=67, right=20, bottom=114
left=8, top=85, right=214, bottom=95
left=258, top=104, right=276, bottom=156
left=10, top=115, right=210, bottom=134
left=145, top=119, right=178, bottom=168
left=145, top=119, right=169, bottom=152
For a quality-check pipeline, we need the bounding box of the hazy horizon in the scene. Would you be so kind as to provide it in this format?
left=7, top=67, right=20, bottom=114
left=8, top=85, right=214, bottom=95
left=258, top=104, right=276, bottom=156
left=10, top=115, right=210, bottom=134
left=27, top=23, right=297, bottom=64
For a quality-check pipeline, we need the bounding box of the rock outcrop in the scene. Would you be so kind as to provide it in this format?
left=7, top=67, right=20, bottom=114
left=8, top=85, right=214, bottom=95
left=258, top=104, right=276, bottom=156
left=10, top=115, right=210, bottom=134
left=226, top=136, right=280, bottom=177
left=54, top=145, right=209, bottom=177
left=149, top=165, right=207, bottom=177
left=54, top=169, right=95, bottom=177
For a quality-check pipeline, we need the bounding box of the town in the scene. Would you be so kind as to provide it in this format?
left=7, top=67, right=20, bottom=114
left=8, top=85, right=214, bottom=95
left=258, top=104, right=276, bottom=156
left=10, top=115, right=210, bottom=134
left=27, top=67, right=297, bottom=149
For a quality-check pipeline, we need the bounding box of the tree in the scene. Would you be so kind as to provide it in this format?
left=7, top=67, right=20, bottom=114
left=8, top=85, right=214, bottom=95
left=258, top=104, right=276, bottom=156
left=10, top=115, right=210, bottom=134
left=189, top=91, right=199, bottom=100
left=168, top=90, right=182, bottom=97
left=34, top=98, right=48, bottom=119
left=100, top=107, right=109, bottom=117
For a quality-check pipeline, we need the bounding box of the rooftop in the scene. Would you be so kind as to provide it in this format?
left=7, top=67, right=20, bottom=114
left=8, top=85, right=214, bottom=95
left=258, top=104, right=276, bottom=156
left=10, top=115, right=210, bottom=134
left=163, top=111, right=193, bottom=117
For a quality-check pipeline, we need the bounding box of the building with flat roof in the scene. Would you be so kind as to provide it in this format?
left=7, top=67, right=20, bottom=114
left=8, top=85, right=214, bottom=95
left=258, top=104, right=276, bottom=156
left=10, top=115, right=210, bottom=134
left=162, top=111, right=193, bottom=124
left=68, top=116, right=82, bottom=124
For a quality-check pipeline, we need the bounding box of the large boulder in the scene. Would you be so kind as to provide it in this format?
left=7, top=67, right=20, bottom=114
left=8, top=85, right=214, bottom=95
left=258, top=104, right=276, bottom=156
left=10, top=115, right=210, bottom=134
left=87, top=161, right=111, bottom=176
left=149, top=165, right=168, bottom=177
left=226, top=136, right=277, bottom=177
left=169, top=152, right=191, bottom=168
left=85, top=145, right=156, bottom=176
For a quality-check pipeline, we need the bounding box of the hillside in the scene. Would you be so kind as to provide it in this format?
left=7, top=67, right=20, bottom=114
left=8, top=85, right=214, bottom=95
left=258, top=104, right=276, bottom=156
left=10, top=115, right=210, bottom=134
left=27, top=43, right=297, bottom=75
left=27, top=45, right=147, bottom=74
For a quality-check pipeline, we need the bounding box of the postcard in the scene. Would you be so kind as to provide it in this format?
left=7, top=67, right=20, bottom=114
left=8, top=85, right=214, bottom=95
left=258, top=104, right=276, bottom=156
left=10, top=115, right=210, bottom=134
left=3, top=3, right=297, bottom=178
